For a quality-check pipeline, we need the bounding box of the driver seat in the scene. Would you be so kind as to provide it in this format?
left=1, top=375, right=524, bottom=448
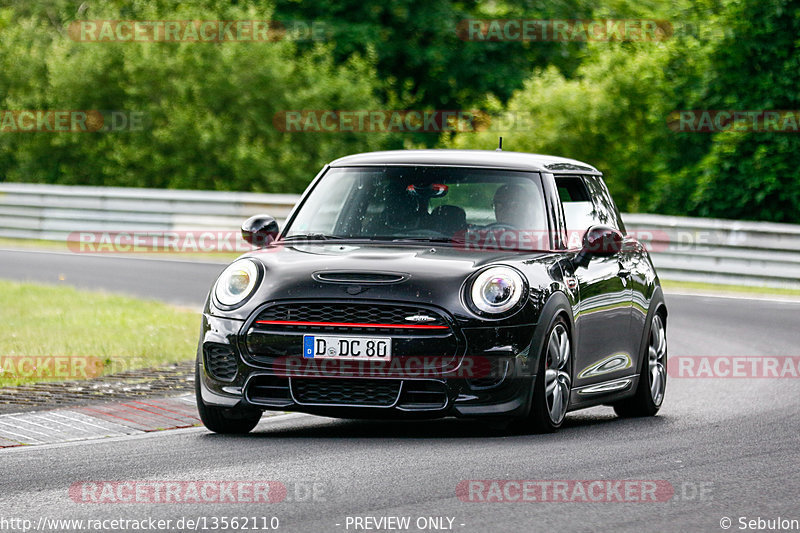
left=430, top=205, right=467, bottom=236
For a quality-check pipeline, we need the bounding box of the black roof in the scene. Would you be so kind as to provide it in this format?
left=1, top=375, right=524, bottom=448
left=330, top=149, right=600, bottom=174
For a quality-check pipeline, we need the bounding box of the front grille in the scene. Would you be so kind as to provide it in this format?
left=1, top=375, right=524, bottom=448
left=253, top=302, right=449, bottom=334
left=246, top=301, right=460, bottom=368
left=204, top=343, right=238, bottom=381
left=291, top=378, right=401, bottom=407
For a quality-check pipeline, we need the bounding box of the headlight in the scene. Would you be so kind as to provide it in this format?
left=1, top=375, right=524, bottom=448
left=214, top=259, right=259, bottom=307
left=470, top=266, right=525, bottom=314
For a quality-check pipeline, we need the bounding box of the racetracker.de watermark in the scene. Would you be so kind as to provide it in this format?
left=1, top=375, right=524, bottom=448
left=0, top=110, right=146, bottom=133
left=457, top=480, right=679, bottom=502
left=273, top=110, right=493, bottom=133
left=271, top=355, right=497, bottom=379
left=65, top=228, right=724, bottom=254
left=457, top=19, right=673, bottom=42
left=69, top=481, right=287, bottom=504
left=458, top=481, right=713, bottom=503
left=668, top=110, right=800, bottom=133
left=272, top=109, right=618, bottom=133
left=68, top=20, right=327, bottom=42
left=451, top=228, right=711, bottom=254
left=0, top=356, right=152, bottom=380
left=0, top=356, right=104, bottom=380
left=67, top=231, right=263, bottom=253
left=669, top=356, right=800, bottom=378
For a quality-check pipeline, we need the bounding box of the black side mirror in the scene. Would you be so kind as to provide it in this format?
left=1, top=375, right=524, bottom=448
left=573, top=225, right=623, bottom=268
left=242, top=214, right=279, bottom=247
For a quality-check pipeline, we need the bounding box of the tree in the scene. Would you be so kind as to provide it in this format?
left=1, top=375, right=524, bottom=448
left=657, top=0, right=800, bottom=222
left=0, top=1, right=390, bottom=192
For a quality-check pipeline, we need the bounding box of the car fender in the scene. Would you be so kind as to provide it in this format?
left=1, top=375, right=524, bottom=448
left=526, top=290, right=575, bottom=381
left=506, top=291, right=573, bottom=418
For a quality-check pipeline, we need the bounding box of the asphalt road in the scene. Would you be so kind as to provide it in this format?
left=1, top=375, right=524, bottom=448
left=0, top=248, right=226, bottom=308
left=1, top=249, right=799, bottom=533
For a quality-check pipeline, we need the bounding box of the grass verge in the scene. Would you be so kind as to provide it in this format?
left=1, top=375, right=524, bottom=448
left=0, top=280, right=199, bottom=387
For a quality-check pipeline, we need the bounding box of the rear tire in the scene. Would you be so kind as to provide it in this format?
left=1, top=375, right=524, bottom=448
left=195, top=364, right=262, bottom=434
left=614, top=312, right=667, bottom=418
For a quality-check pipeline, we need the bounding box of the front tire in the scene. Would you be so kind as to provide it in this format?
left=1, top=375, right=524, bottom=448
left=526, top=317, right=572, bottom=433
left=195, top=364, right=262, bottom=434
left=614, top=312, right=667, bottom=418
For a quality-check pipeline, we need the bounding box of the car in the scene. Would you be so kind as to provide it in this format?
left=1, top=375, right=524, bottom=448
left=195, top=149, right=668, bottom=434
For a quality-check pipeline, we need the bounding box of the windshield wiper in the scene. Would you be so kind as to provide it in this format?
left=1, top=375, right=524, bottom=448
left=281, top=233, right=345, bottom=241
left=390, top=237, right=463, bottom=244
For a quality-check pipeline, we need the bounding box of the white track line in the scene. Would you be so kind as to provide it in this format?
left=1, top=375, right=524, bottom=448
left=0, top=412, right=307, bottom=453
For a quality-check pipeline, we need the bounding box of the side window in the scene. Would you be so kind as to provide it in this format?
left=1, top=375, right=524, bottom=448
left=582, top=175, right=624, bottom=231
left=555, top=176, right=595, bottom=231
left=556, top=175, right=623, bottom=232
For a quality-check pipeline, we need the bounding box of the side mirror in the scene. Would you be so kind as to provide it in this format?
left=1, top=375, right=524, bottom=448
left=573, top=225, right=623, bottom=268
left=242, top=214, right=279, bottom=247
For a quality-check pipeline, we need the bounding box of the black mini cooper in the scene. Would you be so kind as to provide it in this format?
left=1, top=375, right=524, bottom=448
left=196, top=150, right=668, bottom=433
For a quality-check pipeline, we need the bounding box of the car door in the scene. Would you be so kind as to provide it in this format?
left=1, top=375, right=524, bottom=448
left=555, top=175, right=634, bottom=388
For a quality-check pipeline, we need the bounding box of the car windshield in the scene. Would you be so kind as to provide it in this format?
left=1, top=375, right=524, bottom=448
left=283, top=166, right=547, bottom=243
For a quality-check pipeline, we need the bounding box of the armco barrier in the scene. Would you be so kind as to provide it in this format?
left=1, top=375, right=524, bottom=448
left=622, top=213, right=800, bottom=289
left=0, top=183, right=797, bottom=289
left=0, top=183, right=298, bottom=241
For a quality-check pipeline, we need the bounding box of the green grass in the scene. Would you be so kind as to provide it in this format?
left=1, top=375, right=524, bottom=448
left=0, top=280, right=200, bottom=386
left=661, top=279, right=800, bottom=297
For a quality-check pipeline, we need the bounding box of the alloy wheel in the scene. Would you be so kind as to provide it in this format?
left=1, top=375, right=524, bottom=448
left=544, top=323, right=571, bottom=424
left=648, top=315, right=667, bottom=406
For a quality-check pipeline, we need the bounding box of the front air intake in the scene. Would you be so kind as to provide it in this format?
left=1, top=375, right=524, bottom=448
left=203, top=343, right=238, bottom=382
left=291, top=378, right=401, bottom=407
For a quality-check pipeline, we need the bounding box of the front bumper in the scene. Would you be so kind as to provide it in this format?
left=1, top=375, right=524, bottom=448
left=198, top=308, right=539, bottom=419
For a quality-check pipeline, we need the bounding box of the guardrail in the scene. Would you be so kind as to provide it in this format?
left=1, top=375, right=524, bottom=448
left=622, top=213, right=800, bottom=289
left=0, top=183, right=298, bottom=240
left=1, top=182, right=798, bottom=289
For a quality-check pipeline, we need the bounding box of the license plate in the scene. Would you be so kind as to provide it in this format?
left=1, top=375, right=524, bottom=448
left=302, top=335, right=392, bottom=361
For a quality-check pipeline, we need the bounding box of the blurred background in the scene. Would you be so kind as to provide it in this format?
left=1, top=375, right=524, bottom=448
left=0, top=0, right=797, bottom=222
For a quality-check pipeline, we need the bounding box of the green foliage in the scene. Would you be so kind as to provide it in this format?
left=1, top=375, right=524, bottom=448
left=0, top=0, right=798, bottom=222
left=273, top=0, right=595, bottom=109
left=444, top=43, right=679, bottom=211
left=650, top=0, right=800, bottom=222
left=687, top=132, right=800, bottom=222
left=0, top=1, right=388, bottom=192
left=448, top=0, right=800, bottom=222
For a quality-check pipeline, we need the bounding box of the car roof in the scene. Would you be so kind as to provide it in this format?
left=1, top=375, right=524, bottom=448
left=329, top=149, right=601, bottom=174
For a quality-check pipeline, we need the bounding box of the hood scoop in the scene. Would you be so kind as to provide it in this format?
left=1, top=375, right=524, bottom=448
left=312, top=271, right=409, bottom=284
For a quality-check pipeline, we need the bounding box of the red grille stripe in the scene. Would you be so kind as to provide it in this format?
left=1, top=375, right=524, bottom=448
left=255, top=320, right=448, bottom=330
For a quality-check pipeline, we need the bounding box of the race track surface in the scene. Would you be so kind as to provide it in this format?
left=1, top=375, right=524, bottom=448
left=1, top=249, right=798, bottom=533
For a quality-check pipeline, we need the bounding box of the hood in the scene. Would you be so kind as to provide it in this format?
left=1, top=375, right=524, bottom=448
left=209, top=242, right=560, bottom=324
